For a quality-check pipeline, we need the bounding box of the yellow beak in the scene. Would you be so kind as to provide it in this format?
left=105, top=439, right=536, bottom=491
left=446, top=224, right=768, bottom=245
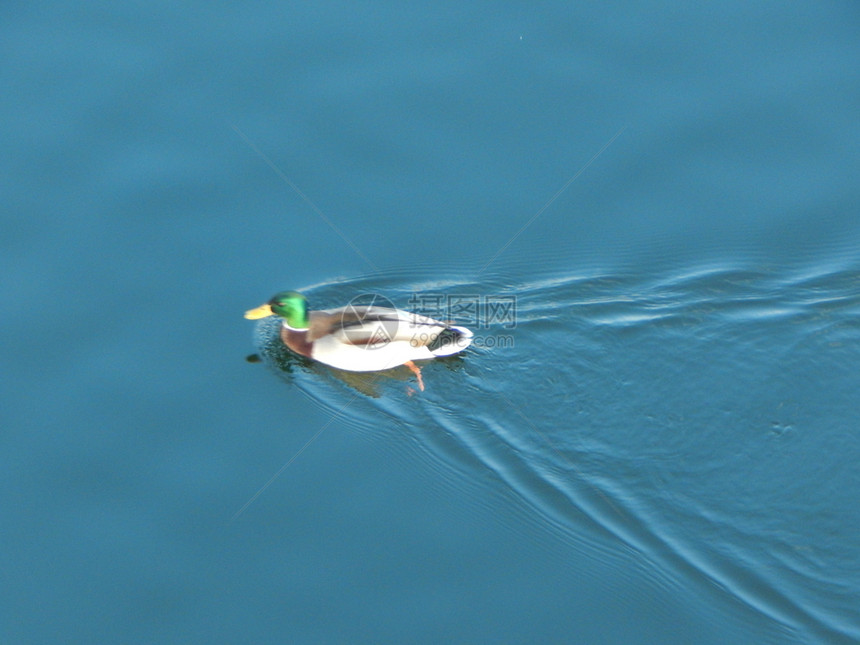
left=244, top=303, right=274, bottom=319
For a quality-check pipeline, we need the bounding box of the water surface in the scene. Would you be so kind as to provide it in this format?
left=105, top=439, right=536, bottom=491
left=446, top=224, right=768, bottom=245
left=2, top=1, right=859, bottom=643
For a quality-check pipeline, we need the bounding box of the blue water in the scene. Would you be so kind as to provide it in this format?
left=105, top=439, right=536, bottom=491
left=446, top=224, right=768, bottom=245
left=3, top=2, right=859, bottom=643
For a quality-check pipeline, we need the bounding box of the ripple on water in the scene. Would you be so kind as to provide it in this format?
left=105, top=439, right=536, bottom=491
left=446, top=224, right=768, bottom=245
left=251, top=259, right=860, bottom=643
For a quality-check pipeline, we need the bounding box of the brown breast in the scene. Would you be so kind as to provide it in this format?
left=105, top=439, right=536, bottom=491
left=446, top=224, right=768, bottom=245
left=280, top=326, right=313, bottom=358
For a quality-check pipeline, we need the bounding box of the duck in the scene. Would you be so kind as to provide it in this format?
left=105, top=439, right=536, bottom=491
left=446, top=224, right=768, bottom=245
left=245, top=291, right=473, bottom=391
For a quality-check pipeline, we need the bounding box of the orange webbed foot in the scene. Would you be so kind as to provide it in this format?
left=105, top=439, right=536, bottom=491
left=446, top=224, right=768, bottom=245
left=404, top=360, right=425, bottom=392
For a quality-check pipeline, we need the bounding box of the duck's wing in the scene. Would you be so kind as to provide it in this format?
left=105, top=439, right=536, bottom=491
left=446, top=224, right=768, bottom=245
left=315, top=306, right=471, bottom=352
left=305, top=308, right=392, bottom=343
left=306, top=311, right=338, bottom=342
left=309, top=306, right=417, bottom=345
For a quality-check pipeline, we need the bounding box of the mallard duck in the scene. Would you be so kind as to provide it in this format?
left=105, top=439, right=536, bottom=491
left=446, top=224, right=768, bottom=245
left=245, top=291, right=473, bottom=391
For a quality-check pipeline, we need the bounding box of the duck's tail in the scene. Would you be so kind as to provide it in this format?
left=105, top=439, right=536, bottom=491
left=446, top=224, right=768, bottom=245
left=427, top=325, right=473, bottom=356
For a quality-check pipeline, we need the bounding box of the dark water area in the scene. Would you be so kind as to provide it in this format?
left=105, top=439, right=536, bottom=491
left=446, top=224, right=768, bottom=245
left=2, top=2, right=859, bottom=643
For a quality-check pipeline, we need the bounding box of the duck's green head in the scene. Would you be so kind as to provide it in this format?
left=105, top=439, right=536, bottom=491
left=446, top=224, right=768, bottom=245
left=244, top=291, right=309, bottom=330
